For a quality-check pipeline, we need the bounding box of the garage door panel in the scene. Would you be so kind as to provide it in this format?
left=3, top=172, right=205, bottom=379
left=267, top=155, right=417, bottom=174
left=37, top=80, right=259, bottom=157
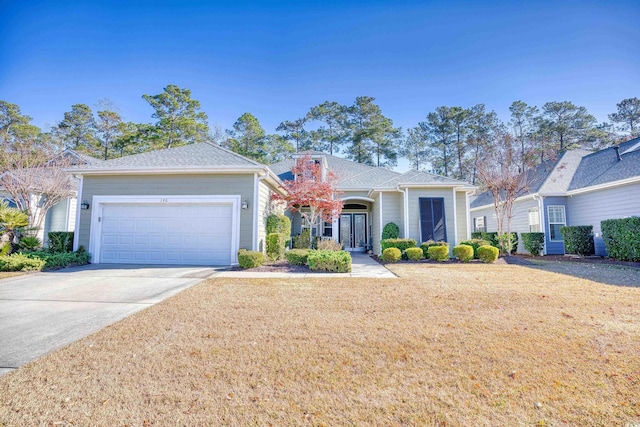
left=98, top=202, right=233, bottom=265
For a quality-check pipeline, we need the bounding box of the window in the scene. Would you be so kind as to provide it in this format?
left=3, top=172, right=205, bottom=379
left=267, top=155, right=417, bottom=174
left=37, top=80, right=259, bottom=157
left=323, top=221, right=333, bottom=237
left=528, top=208, right=540, bottom=232
left=547, top=205, right=566, bottom=241
left=473, top=216, right=486, bottom=233
left=419, top=198, right=447, bottom=242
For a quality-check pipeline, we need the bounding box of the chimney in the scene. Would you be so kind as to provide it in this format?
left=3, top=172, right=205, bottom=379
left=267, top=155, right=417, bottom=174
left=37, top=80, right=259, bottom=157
left=613, top=145, right=622, bottom=161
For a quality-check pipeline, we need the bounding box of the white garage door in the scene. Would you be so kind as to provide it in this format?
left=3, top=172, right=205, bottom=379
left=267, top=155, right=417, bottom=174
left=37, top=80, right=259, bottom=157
left=99, top=203, right=233, bottom=265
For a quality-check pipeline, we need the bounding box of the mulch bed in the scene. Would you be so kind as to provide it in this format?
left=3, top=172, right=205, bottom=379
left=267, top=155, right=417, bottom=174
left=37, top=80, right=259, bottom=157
left=230, top=260, right=318, bottom=273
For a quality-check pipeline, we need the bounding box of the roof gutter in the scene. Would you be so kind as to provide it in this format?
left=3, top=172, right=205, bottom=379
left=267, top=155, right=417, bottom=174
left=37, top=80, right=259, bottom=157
left=66, top=166, right=270, bottom=175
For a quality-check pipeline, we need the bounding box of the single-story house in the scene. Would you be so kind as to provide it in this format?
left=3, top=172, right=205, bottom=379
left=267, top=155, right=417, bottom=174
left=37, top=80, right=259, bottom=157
left=470, top=137, right=640, bottom=255
left=70, top=143, right=476, bottom=265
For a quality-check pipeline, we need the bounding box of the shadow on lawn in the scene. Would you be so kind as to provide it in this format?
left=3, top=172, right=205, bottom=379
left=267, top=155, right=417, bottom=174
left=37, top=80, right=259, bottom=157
left=503, top=256, right=640, bottom=288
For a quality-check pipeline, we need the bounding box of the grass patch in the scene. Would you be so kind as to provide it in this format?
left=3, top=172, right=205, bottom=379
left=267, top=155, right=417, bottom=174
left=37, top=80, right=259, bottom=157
left=1, top=264, right=639, bottom=425
left=0, top=271, right=24, bottom=280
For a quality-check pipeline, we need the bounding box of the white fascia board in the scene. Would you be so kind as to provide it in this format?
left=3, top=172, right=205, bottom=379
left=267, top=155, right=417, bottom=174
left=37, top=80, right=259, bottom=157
left=566, top=176, right=640, bottom=196
left=470, top=193, right=539, bottom=212
left=68, top=166, right=268, bottom=175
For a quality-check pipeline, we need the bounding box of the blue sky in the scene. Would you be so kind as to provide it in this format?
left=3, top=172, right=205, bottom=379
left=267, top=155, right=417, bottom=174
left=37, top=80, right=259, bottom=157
left=1, top=0, right=638, bottom=169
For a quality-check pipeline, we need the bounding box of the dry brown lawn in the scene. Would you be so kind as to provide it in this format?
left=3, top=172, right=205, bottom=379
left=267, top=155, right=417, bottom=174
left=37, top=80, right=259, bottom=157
left=1, top=264, right=639, bottom=426
left=0, top=272, right=24, bottom=281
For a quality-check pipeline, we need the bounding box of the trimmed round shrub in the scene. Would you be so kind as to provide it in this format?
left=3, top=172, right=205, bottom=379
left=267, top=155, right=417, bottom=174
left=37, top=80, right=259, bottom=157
left=522, top=232, right=545, bottom=256
left=307, top=250, right=351, bottom=272
left=428, top=245, right=449, bottom=262
left=238, top=250, right=265, bottom=269
left=560, top=225, right=594, bottom=255
left=405, top=247, right=424, bottom=261
left=381, top=222, right=400, bottom=240
left=380, top=238, right=416, bottom=253
left=421, top=240, right=448, bottom=259
left=477, top=245, right=499, bottom=263
left=459, top=239, right=491, bottom=258
left=286, top=249, right=310, bottom=266
left=382, top=247, right=402, bottom=262
left=453, top=244, right=474, bottom=262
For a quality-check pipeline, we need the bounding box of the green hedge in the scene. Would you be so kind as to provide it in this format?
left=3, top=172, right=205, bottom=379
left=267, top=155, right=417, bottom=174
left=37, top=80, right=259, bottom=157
left=292, top=229, right=311, bottom=249
left=560, top=225, right=594, bottom=255
left=471, top=232, right=483, bottom=239
left=266, top=214, right=282, bottom=234
left=477, top=245, right=499, bottom=263
left=380, top=238, right=417, bottom=253
left=280, top=214, right=291, bottom=246
left=521, top=232, right=545, bottom=256
left=420, top=240, right=448, bottom=259
left=381, top=222, right=400, bottom=240
left=238, top=250, right=265, bottom=268
left=286, top=249, right=310, bottom=266
left=453, top=245, right=474, bottom=262
left=48, top=232, right=74, bottom=253
left=459, top=239, right=491, bottom=258
left=405, top=247, right=424, bottom=261
left=307, top=250, right=351, bottom=273
left=266, top=233, right=286, bottom=260
left=499, top=232, right=519, bottom=254
left=0, top=250, right=90, bottom=271
left=428, top=245, right=449, bottom=262
left=601, top=217, right=640, bottom=262
left=382, top=247, right=402, bottom=262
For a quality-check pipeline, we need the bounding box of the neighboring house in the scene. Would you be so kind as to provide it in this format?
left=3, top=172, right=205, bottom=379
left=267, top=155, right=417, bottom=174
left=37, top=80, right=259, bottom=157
left=470, top=137, right=640, bottom=255
left=1, top=149, right=100, bottom=245
left=270, top=152, right=476, bottom=255
left=71, top=144, right=476, bottom=266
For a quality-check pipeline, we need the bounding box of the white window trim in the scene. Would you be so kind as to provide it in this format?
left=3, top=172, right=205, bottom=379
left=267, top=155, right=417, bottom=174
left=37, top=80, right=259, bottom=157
left=528, top=208, right=540, bottom=232
left=88, top=195, right=241, bottom=264
left=547, top=205, right=566, bottom=242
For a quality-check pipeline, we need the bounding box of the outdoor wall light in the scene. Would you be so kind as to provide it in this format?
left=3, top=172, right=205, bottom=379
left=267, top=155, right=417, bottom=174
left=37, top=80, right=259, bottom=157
left=81, top=200, right=90, bottom=210
left=241, top=200, right=249, bottom=210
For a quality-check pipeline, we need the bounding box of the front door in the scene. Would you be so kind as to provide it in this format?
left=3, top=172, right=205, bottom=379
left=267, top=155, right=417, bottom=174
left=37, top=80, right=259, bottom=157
left=339, top=213, right=367, bottom=252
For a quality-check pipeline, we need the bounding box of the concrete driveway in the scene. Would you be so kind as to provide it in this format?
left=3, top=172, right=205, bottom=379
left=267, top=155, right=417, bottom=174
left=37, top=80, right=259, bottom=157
left=0, top=264, right=220, bottom=376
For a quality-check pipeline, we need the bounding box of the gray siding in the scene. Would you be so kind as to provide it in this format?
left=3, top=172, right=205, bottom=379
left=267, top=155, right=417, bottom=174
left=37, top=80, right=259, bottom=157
left=567, top=183, right=640, bottom=256
left=79, top=174, right=255, bottom=251
left=470, top=197, right=540, bottom=253
left=257, top=180, right=272, bottom=252
left=380, top=192, right=404, bottom=238
left=407, top=188, right=454, bottom=245
left=543, top=196, right=568, bottom=255
left=455, top=191, right=469, bottom=244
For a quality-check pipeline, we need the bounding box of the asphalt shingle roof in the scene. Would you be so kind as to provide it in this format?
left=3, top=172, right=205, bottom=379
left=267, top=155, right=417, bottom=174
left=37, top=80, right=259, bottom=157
left=269, top=153, right=471, bottom=189
left=568, top=137, right=640, bottom=190
left=74, top=142, right=263, bottom=170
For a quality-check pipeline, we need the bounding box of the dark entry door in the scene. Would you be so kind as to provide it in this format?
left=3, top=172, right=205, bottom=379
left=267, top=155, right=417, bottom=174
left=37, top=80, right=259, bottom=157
left=339, top=213, right=367, bottom=251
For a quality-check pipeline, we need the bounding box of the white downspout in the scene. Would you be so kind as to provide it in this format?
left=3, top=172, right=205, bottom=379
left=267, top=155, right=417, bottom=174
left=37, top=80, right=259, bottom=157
left=452, top=188, right=458, bottom=245
left=252, top=171, right=269, bottom=251
left=535, top=195, right=547, bottom=255
left=402, top=187, right=409, bottom=239
left=466, top=191, right=473, bottom=240
left=72, top=175, right=83, bottom=251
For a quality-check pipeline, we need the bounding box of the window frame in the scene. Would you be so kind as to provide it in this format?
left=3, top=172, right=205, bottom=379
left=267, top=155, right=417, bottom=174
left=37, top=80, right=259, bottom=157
left=419, top=197, right=447, bottom=243
left=528, top=208, right=540, bottom=232
left=547, top=205, right=566, bottom=242
left=473, top=216, right=487, bottom=233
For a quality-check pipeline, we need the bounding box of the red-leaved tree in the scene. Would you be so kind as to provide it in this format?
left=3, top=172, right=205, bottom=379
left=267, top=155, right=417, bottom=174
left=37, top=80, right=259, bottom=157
left=272, top=155, right=343, bottom=246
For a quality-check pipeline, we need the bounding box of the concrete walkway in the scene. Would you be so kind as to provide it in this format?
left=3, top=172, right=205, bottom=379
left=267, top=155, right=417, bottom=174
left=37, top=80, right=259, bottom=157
left=215, top=253, right=396, bottom=278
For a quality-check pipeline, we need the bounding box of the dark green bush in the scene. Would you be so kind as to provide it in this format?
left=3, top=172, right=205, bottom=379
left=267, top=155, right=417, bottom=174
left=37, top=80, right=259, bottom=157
left=237, top=250, right=265, bottom=268
left=459, top=239, right=491, bottom=258
left=405, top=247, right=424, bottom=261
left=307, top=250, right=351, bottom=273
left=266, top=233, right=286, bottom=260
left=382, top=247, right=402, bottom=262
left=48, top=232, right=74, bottom=253
left=286, top=249, right=310, bottom=266
left=380, top=238, right=417, bottom=252
left=601, top=217, right=640, bottom=262
left=292, top=229, right=311, bottom=249
left=477, top=245, right=499, bottom=263
left=19, top=236, right=42, bottom=251
left=280, top=214, right=292, bottom=246
left=479, top=232, right=499, bottom=247
left=420, top=240, right=448, bottom=259
left=428, top=245, right=450, bottom=262
left=453, top=245, right=474, bottom=262
left=266, top=214, right=282, bottom=234
left=381, top=222, right=400, bottom=240
left=0, top=253, right=46, bottom=271
left=521, top=232, right=545, bottom=256
left=471, top=232, right=483, bottom=239
left=560, top=225, right=594, bottom=255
